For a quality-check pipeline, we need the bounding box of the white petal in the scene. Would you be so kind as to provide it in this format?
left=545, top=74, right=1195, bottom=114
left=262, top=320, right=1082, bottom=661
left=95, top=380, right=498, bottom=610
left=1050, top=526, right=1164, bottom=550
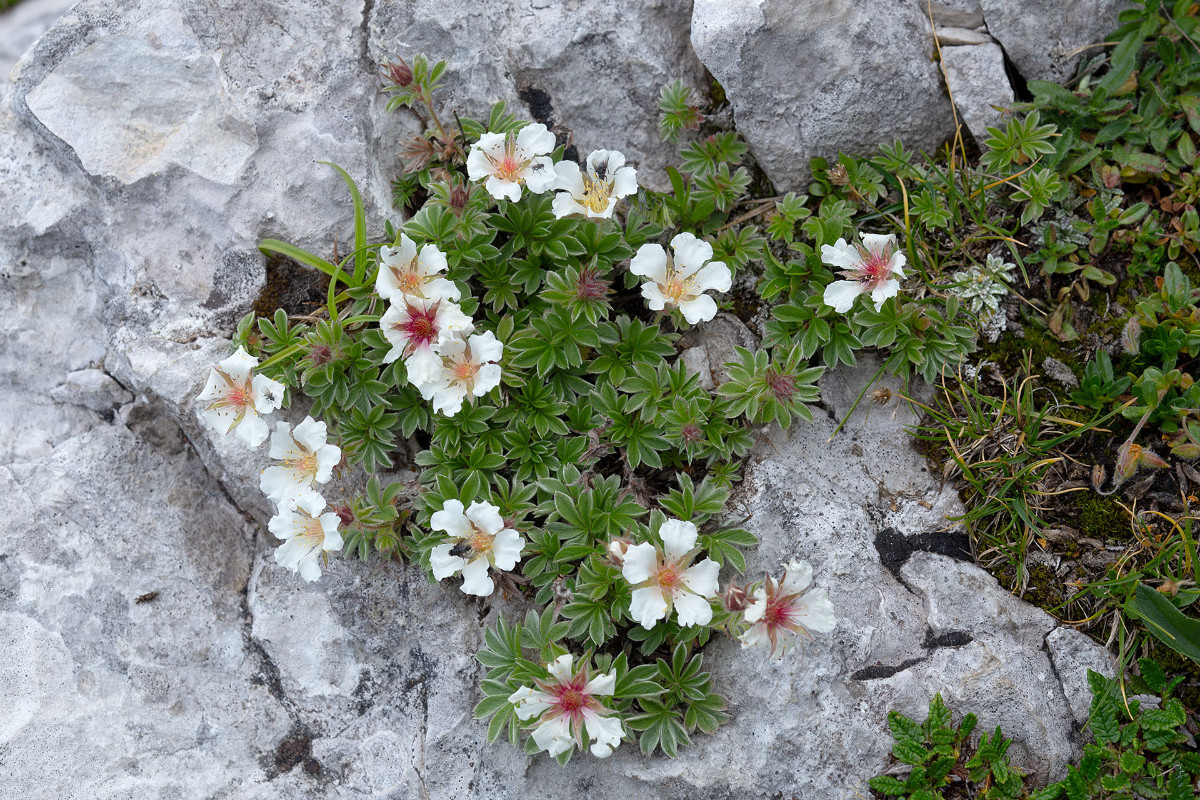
left=552, top=191, right=586, bottom=219
left=670, top=232, right=714, bottom=271
left=417, top=242, right=448, bottom=276
left=780, top=559, right=813, bottom=595
left=472, top=363, right=502, bottom=397
left=314, top=444, right=341, bottom=483
left=822, top=280, right=865, bottom=313
left=742, top=588, right=767, bottom=624
left=291, top=416, right=327, bottom=451
left=681, top=558, right=720, bottom=598
left=431, top=499, right=470, bottom=537
left=547, top=654, right=574, bottom=682
left=738, top=622, right=770, bottom=650
left=319, top=513, right=343, bottom=551
left=820, top=239, right=861, bottom=270
left=469, top=330, right=504, bottom=363
left=640, top=282, right=669, bottom=312
left=219, top=347, right=259, bottom=382
left=678, top=294, right=718, bottom=324
left=431, top=384, right=468, bottom=417
left=251, top=375, right=286, bottom=413
left=532, top=716, right=574, bottom=757
left=464, top=501, right=503, bottom=535
left=672, top=592, right=714, bottom=627
left=860, top=233, right=897, bottom=258
left=585, top=148, right=624, bottom=177
left=199, top=405, right=238, bottom=436
left=485, top=175, right=522, bottom=202
left=524, top=157, right=557, bottom=193
left=490, top=529, right=525, bottom=571
left=234, top=413, right=270, bottom=449
left=621, top=543, right=659, bottom=584
left=583, top=671, right=616, bottom=697
left=583, top=710, right=623, bottom=758
left=870, top=279, right=901, bottom=309
left=292, top=490, right=326, bottom=517
left=509, top=686, right=553, bottom=721
left=629, top=586, right=669, bottom=629
left=466, top=135, right=503, bottom=180
left=611, top=166, right=638, bottom=199
left=629, top=243, right=668, bottom=282
left=552, top=160, right=585, bottom=195
left=267, top=421, right=297, bottom=459
left=795, top=588, right=837, bottom=633
left=517, top=123, right=556, bottom=156
left=435, top=302, right=474, bottom=337
left=887, top=250, right=907, bottom=279
left=405, top=349, right=443, bottom=386
left=694, top=262, right=732, bottom=294
left=459, top=557, right=494, bottom=596
left=430, top=543, right=466, bottom=580
left=658, top=519, right=698, bottom=560
left=260, top=465, right=309, bottom=504
left=268, top=506, right=297, bottom=541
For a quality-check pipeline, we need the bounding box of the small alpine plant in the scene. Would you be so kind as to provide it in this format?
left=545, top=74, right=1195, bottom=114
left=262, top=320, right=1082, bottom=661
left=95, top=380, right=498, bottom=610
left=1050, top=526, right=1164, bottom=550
left=182, top=54, right=1008, bottom=764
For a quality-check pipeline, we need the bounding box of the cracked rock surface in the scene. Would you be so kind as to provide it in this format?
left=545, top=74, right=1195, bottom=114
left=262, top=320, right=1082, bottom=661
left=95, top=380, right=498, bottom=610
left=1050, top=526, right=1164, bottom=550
left=1, top=0, right=1120, bottom=796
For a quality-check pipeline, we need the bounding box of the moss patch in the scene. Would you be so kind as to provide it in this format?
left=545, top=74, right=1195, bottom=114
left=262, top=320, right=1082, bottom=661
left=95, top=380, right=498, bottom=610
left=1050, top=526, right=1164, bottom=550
left=1072, top=492, right=1133, bottom=541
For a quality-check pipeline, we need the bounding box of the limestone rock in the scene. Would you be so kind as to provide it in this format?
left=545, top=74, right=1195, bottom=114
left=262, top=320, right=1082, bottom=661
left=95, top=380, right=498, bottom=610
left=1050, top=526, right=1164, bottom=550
left=366, top=0, right=707, bottom=191
left=50, top=369, right=134, bottom=412
left=690, top=0, right=956, bottom=190
left=979, top=0, right=1127, bottom=83
left=1046, top=626, right=1116, bottom=726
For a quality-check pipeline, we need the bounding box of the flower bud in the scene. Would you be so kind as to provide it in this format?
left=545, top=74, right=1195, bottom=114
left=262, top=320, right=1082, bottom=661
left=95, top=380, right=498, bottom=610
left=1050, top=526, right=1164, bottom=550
left=1171, top=440, right=1200, bottom=459
left=382, top=60, right=413, bottom=88
left=606, top=537, right=631, bottom=566
left=1114, top=441, right=1143, bottom=486
left=334, top=504, right=355, bottom=526
left=722, top=581, right=751, bottom=613
left=1122, top=317, right=1142, bottom=355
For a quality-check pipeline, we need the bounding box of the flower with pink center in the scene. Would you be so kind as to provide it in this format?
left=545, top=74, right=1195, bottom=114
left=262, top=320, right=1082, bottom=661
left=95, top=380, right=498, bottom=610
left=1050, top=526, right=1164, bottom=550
left=821, top=233, right=907, bottom=313
left=466, top=124, right=557, bottom=202
left=621, top=518, right=720, bottom=629
left=428, top=499, right=525, bottom=597
left=418, top=331, right=504, bottom=417
left=375, top=233, right=459, bottom=304
left=551, top=148, right=638, bottom=219
left=269, top=490, right=344, bottom=582
left=739, top=559, right=836, bottom=659
left=508, top=654, right=624, bottom=758
left=259, top=416, right=342, bottom=504
left=197, top=346, right=286, bottom=449
left=629, top=232, right=731, bottom=325
left=379, top=297, right=473, bottom=384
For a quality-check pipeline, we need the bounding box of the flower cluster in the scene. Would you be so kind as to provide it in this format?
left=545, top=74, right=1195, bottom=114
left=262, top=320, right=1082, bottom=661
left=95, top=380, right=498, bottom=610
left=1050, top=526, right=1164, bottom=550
left=198, top=349, right=344, bottom=582
left=377, top=233, right=502, bottom=417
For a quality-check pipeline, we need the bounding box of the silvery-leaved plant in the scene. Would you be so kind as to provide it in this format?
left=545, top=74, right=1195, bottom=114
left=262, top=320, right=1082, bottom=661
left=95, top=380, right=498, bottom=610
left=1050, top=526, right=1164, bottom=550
left=200, top=55, right=853, bottom=764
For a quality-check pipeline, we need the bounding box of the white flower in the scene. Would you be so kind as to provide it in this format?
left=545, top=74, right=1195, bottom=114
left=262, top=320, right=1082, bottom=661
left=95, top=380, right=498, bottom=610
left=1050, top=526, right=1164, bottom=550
left=418, top=331, right=504, bottom=417
left=375, top=233, right=459, bottom=304
left=428, top=499, right=525, bottom=597
left=508, top=653, right=624, bottom=759
left=259, top=416, right=342, bottom=504
left=379, top=297, right=473, bottom=384
left=269, top=490, right=343, bottom=582
left=739, top=558, right=836, bottom=659
left=629, top=232, right=731, bottom=325
left=551, top=149, right=638, bottom=219
left=621, top=518, right=720, bottom=629
left=466, top=123, right=557, bottom=202
left=197, top=346, right=286, bottom=449
left=821, top=233, right=907, bottom=313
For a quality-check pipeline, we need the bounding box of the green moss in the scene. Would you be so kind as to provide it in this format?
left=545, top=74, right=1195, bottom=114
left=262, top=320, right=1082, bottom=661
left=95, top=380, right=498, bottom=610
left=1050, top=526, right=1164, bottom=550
left=978, top=323, right=1078, bottom=382
left=1021, top=563, right=1066, bottom=606
left=1072, top=492, right=1133, bottom=541
left=709, top=77, right=727, bottom=108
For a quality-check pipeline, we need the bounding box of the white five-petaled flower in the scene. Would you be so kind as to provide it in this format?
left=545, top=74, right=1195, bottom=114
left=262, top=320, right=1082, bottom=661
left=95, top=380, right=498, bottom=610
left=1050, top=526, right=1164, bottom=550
left=259, top=416, right=342, bottom=504
left=621, top=518, right=720, bottom=629
left=466, top=124, right=557, bottom=202
left=629, top=232, right=732, bottom=325
left=428, top=499, right=525, bottom=597
left=380, top=297, right=473, bottom=385
left=508, top=654, right=624, bottom=759
left=197, top=346, right=286, bottom=449
left=418, top=331, right=504, bottom=417
left=375, top=234, right=459, bottom=304
left=739, top=559, right=836, bottom=659
left=821, top=233, right=907, bottom=313
left=551, top=149, right=638, bottom=219
left=269, top=490, right=344, bottom=582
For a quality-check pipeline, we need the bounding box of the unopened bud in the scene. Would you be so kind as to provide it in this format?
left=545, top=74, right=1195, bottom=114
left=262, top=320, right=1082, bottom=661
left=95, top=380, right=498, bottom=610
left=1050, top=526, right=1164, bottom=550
left=334, top=505, right=355, bottom=526
left=1115, top=441, right=1170, bottom=486
left=828, top=163, right=850, bottom=186
left=449, top=184, right=470, bottom=209
left=606, top=537, right=631, bottom=566
left=382, top=60, right=413, bottom=88
left=1122, top=317, right=1142, bottom=355
left=722, top=582, right=751, bottom=613
left=1171, top=440, right=1200, bottom=459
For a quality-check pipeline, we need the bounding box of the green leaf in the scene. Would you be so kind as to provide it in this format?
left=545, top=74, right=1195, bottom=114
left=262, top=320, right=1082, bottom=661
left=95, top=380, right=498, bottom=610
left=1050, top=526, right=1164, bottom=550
left=1129, top=583, right=1200, bottom=664
left=258, top=239, right=338, bottom=280
left=319, top=162, right=369, bottom=285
